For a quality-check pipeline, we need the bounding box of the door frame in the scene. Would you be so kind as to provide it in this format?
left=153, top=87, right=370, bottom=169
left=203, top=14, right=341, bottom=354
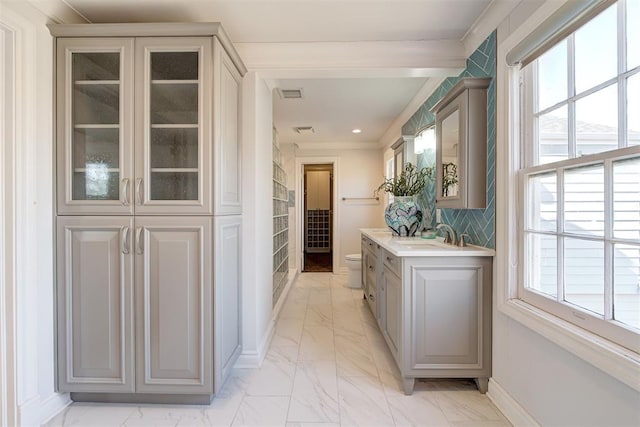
left=0, top=20, right=18, bottom=427
left=295, top=157, right=339, bottom=274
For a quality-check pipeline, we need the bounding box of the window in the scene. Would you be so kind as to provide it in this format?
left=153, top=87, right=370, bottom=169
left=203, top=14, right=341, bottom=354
left=520, top=0, right=640, bottom=352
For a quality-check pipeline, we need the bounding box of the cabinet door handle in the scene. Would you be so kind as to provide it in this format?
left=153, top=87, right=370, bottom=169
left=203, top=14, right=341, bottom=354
left=135, top=227, right=144, bottom=254
left=120, top=226, right=130, bottom=254
left=386, top=256, right=393, bottom=263
left=369, top=294, right=375, bottom=302
left=121, top=178, right=130, bottom=206
left=135, top=178, right=143, bottom=206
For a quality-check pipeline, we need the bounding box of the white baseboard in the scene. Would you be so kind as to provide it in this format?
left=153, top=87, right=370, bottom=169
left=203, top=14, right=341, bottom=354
left=487, top=378, right=539, bottom=427
left=235, top=269, right=299, bottom=369
left=20, top=392, right=70, bottom=427
left=337, top=267, right=348, bottom=275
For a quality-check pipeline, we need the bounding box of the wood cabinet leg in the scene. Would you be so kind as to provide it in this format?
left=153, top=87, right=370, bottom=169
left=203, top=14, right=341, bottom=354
left=402, top=377, right=415, bottom=395
left=475, top=377, right=488, bottom=394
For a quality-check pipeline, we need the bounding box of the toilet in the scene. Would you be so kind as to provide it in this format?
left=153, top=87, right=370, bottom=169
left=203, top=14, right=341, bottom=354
left=345, top=253, right=362, bottom=288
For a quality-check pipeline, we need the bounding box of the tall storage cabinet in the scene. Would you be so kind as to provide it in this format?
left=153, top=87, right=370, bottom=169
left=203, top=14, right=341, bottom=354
left=50, top=23, right=246, bottom=403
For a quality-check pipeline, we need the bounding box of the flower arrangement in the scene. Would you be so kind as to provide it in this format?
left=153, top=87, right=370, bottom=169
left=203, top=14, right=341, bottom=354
left=375, top=162, right=433, bottom=197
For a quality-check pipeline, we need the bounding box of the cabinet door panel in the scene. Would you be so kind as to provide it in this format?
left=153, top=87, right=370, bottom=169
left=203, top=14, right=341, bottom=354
left=135, top=216, right=212, bottom=393
left=214, top=216, right=242, bottom=392
left=135, top=38, right=212, bottom=215
left=383, top=267, right=402, bottom=359
left=56, top=38, right=134, bottom=215
left=214, top=40, right=242, bottom=214
left=57, top=216, right=134, bottom=392
left=411, top=266, right=482, bottom=368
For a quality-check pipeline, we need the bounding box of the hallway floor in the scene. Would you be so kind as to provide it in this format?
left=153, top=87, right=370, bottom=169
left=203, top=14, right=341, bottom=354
left=45, top=273, right=511, bottom=427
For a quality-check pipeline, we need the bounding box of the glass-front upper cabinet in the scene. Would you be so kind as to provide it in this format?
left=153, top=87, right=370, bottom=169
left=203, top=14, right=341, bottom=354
left=56, top=38, right=135, bottom=215
left=135, top=38, right=212, bottom=215
left=432, top=77, right=491, bottom=209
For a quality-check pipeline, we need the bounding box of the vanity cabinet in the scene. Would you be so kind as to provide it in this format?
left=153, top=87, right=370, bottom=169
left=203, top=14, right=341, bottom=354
left=431, top=77, right=490, bottom=209
left=50, top=23, right=246, bottom=403
left=362, top=231, right=493, bottom=395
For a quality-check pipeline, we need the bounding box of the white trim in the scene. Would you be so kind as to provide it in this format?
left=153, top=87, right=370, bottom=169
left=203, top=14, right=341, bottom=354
left=487, top=378, right=540, bottom=427
left=295, top=157, right=340, bottom=274
left=462, top=0, right=520, bottom=57
left=0, top=20, right=18, bottom=427
left=496, top=0, right=640, bottom=394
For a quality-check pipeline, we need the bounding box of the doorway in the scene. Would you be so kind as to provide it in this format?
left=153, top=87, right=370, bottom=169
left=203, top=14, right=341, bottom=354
left=303, top=164, right=333, bottom=272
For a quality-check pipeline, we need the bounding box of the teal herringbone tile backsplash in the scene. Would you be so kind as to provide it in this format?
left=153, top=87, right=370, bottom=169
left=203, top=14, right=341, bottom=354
left=403, top=31, right=496, bottom=249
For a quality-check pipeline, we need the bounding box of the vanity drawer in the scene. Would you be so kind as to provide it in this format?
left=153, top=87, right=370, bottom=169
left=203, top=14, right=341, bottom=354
left=361, top=235, right=377, bottom=252
left=382, top=249, right=401, bottom=277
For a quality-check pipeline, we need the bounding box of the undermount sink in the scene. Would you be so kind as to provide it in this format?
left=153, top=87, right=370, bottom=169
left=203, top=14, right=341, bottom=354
left=392, top=239, right=453, bottom=249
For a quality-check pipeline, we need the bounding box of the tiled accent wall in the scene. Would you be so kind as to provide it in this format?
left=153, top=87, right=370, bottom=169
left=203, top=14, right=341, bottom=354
left=306, top=210, right=331, bottom=252
left=403, top=31, right=496, bottom=249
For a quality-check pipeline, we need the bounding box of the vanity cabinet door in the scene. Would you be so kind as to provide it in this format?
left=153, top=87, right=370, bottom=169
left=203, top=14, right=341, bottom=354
left=56, top=216, right=135, bottom=392
left=409, top=257, right=491, bottom=375
left=135, top=216, right=213, bottom=394
left=382, top=265, right=402, bottom=361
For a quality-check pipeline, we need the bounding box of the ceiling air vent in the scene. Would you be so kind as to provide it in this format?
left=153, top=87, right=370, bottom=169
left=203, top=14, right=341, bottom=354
left=294, top=126, right=315, bottom=135
left=278, top=88, right=303, bottom=99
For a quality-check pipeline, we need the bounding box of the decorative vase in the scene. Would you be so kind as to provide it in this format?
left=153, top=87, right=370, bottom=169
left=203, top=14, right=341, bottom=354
left=385, top=196, right=423, bottom=237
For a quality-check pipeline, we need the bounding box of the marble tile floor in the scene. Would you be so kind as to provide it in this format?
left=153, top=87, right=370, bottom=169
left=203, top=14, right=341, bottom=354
left=45, top=273, right=511, bottom=427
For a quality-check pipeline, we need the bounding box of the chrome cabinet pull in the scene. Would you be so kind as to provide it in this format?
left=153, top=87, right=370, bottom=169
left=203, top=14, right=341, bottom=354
left=120, top=226, right=130, bottom=254
left=121, top=178, right=130, bottom=206
left=135, top=178, right=143, bottom=206
left=135, top=227, right=144, bottom=254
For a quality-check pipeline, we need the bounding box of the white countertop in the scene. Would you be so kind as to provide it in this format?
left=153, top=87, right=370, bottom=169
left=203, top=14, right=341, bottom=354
left=361, top=228, right=495, bottom=257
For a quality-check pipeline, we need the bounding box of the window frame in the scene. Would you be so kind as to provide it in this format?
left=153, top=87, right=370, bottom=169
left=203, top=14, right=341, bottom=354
left=496, top=0, right=640, bottom=393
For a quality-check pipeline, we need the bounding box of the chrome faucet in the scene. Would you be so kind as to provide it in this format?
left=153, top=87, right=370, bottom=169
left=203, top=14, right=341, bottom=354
left=436, top=223, right=457, bottom=246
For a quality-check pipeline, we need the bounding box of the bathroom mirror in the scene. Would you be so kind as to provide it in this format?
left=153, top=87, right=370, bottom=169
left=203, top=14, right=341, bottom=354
left=431, top=77, right=490, bottom=209
left=440, top=109, right=459, bottom=198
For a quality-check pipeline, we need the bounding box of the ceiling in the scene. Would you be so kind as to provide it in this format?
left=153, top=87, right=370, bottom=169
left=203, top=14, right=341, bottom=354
left=57, top=0, right=501, bottom=148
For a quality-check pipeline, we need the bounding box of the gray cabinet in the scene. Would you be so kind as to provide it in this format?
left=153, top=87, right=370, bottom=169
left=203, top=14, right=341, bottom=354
left=56, top=216, right=135, bottom=393
left=135, top=217, right=212, bottom=394
left=371, top=244, right=492, bottom=395
left=51, top=23, right=246, bottom=403
left=432, top=77, right=490, bottom=208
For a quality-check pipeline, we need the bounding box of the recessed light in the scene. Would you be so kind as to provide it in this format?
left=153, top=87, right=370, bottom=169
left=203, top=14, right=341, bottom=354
left=352, top=129, right=362, bottom=134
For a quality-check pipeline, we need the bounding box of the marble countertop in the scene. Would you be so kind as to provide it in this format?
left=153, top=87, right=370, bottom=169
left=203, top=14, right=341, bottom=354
left=360, top=228, right=495, bottom=257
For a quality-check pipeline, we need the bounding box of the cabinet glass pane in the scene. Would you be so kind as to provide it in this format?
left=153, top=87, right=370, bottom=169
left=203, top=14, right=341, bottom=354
left=150, top=172, right=198, bottom=200
left=73, top=52, right=119, bottom=80
left=73, top=171, right=119, bottom=200
left=150, top=84, right=198, bottom=124
left=71, top=51, right=121, bottom=201
left=150, top=128, right=198, bottom=168
left=74, top=128, right=120, bottom=170
left=151, top=52, right=198, bottom=80
left=73, top=84, right=119, bottom=124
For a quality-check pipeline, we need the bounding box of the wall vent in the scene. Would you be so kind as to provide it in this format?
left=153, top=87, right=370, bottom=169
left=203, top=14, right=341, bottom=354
left=294, top=126, right=315, bottom=135
left=278, top=88, right=303, bottom=99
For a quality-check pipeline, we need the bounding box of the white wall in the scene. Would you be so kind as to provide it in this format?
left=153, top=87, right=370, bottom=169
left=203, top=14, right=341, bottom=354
left=0, top=1, right=77, bottom=425
left=295, top=147, right=385, bottom=271
left=491, top=2, right=640, bottom=426
left=239, top=72, right=275, bottom=367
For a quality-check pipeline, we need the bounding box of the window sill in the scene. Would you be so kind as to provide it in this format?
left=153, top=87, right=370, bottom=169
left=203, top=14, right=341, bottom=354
left=498, top=298, right=640, bottom=393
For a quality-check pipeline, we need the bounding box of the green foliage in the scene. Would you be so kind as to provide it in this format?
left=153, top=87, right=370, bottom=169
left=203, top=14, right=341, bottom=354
left=375, top=163, right=433, bottom=197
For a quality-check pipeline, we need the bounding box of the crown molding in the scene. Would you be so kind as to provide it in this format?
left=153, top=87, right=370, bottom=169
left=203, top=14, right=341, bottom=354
left=462, top=0, right=521, bottom=57
left=294, top=141, right=381, bottom=151
left=235, top=40, right=466, bottom=77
